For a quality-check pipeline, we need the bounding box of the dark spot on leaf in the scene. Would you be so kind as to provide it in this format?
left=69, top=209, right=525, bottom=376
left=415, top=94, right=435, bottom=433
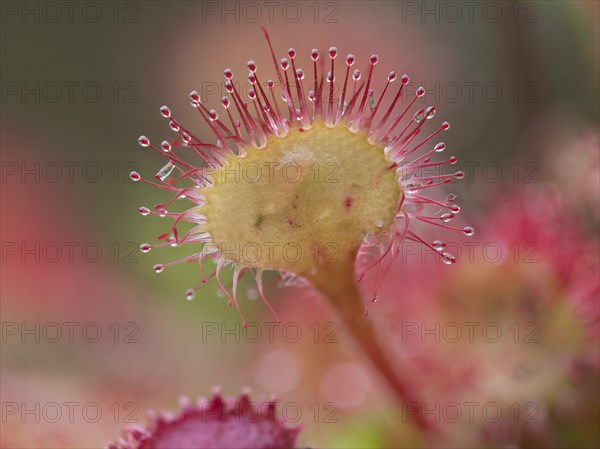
left=255, top=214, right=264, bottom=228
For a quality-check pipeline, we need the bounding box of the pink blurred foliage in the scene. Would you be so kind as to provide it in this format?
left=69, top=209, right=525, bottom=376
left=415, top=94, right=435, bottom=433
left=371, top=183, right=599, bottom=446
left=1, top=132, right=202, bottom=448
left=1, top=132, right=140, bottom=323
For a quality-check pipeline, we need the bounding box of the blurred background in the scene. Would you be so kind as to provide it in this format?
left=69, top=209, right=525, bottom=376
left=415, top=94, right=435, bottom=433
left=1, top=1, right=598, bottom=448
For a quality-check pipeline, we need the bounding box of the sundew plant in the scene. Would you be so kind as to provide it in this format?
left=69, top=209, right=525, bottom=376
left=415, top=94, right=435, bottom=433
left=126, top=26, right=471, bottom=443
